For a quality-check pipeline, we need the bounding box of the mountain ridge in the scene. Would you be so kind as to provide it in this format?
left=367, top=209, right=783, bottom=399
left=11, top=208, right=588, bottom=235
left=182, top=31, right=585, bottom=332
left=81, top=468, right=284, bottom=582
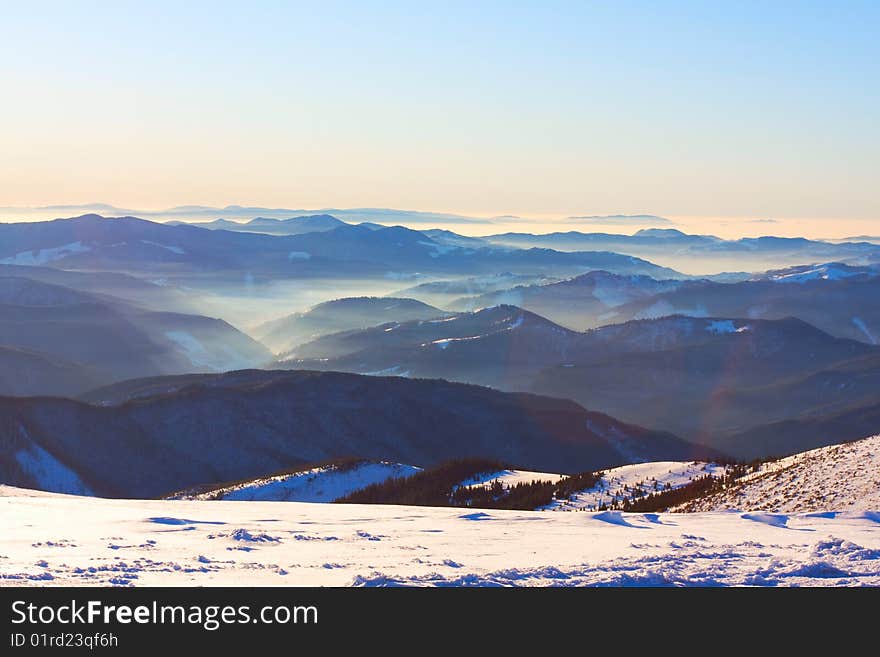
left=2, top=369, right=708, bottom=498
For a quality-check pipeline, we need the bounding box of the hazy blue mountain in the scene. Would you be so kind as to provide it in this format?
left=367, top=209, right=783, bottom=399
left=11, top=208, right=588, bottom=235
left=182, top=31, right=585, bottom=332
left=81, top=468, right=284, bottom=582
left=482, top=228, right=880, bottom=272
left=1, top=370, right=703, bottom=497
left=279, top=304, right=572, bottom=364
left=717, top=401, right=880, bottom=460
left=486, top=228, right=721, bottom=251
left=0, top=346, right=103, bottom=397
left=754, top=261, right=879, bottom=283
left=282, top=309, right=879, bottom=457
left=255, top=296, right=450, bottom=353
left=418, top=229, right=492, bottom=248
left=605, top=276, right=880, bottom=345
left=0, top=263, right=194, bottom=312
left=391, top=273, right=560, bottom=308
left=165, top=218, right=242, bottom=229
left=1, top=204, right=496, bottom=225
left=453, top=262, right=880, bottom=343
left=0, top=276, right=272, bottom=395
left=527, top=316, right=876, bottom=444
left=175, top=214, right=348, bottom=235
left=448, top=270, right=696, bottom=329
left=836, top=235, right=880, bottom=244
left=0, top=215, right=682, bottom=283
left=170, top=206, right=496, bottom=225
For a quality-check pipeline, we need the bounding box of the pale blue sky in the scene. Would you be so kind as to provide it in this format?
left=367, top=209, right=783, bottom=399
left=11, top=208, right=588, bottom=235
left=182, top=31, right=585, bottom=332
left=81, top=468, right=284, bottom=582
left=1, top=1, right=877, bottom=233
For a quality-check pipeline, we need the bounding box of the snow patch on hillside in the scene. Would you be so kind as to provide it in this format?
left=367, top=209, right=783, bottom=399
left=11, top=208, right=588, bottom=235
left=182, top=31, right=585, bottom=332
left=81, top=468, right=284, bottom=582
left=543, top=461, right=728, bottom=511
left=428, top=312, right=526, bottom=350
left=174, top=461, right=421, bottom=503
left=429, top=335, right=483, bottom=349
left=163, top=331, right=255, bottom=372
left=164, top=331, right=210, bottom=367
left=770, top=264, right=873, bottom=283
left=14, top=444, right=92, bottom=497
left=706, top=320, right=736, bottom=334
left=457, top=469, right=562, bottom=490
left=141, top=240, right=185, bottom=255
left=418, top=241, right=457, bottom=258
left=0, top=242, right=91, bottom=266
left=852, top=317, right=877, bottom=345
left=362, top=365, right=410, bottom=377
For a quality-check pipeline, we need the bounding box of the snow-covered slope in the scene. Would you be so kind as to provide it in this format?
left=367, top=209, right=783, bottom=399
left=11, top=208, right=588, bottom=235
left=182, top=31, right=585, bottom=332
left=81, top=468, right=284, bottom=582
left=457, top=469, right=562, bottom=490
left=1, top=487, right=877, bottom=586
left=12, top=441, right=93, bottom=497
left=172, top=461, right=421, bottom=502
left=336, top=435, right=878, bottom=514
left=168, top=434, right=880, bottom=513
left=544, top=461, right=729, bottom=511
left=762, top=262, right=879, bottom=283
left=678, top=435, right=880, bottom=513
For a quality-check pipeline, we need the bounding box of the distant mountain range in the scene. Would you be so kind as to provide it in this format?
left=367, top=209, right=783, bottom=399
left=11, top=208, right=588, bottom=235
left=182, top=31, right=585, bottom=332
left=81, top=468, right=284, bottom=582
left=601, top=274, right=880, bottom=345
left=449, top=270, right=693, bottom=329
left=756, top=262, right=879, bottom=283
left=169, top=214, right=349, bottom=235
left=1, top=370, right=703, bottom=497
left=833, top=236, right=880, bottom=244
left=0, top=215, right=682, bottom=285
left=482, top=228, right=880, bottom=272
left=390, top=272, right=560, bottom=308
left=0, top=205, right=682, bottom=228
left=486, top=227, right=880, bottom=255
left=0, top=262, right=195, bottom=313
left=0, top=204, right=495, bottom=225
left=1, top=210, right=879, bottom=484
left=8, top=215, right=877, bottom=293
left=446, top=266, right=880, bottom=343
left=281, top=308, right=880, bottom=458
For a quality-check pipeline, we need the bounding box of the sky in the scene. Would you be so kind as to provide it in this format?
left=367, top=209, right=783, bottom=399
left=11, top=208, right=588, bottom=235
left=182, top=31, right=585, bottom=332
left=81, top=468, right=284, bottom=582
left=1, top=1, right=877, bottom=236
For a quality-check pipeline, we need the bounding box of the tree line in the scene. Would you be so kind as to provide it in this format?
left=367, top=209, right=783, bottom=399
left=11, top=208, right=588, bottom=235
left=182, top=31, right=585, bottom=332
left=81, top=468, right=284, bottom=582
left=337, top=458, right=602, bottom=510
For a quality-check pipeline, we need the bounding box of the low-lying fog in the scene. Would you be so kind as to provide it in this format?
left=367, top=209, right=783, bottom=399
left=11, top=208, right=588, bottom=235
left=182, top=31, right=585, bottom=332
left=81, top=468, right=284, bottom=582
left=187, top=276, right=431, bottom=333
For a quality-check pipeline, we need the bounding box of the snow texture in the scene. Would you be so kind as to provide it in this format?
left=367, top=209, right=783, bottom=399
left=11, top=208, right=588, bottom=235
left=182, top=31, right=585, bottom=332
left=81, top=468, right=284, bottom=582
left=176, top=462, right=421, bottom=502
left=543, top=461, right=729, bottom=511
left=14, top=444, right=93, bottom=497
left=1, top=488, right=877, bottom=587
left=679, top=435, right=880, bottom=513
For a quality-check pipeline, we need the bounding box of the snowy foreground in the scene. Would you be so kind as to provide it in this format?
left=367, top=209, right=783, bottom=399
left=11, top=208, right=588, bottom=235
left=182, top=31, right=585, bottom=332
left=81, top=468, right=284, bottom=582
left=1, top=486, right=878, bottom=587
